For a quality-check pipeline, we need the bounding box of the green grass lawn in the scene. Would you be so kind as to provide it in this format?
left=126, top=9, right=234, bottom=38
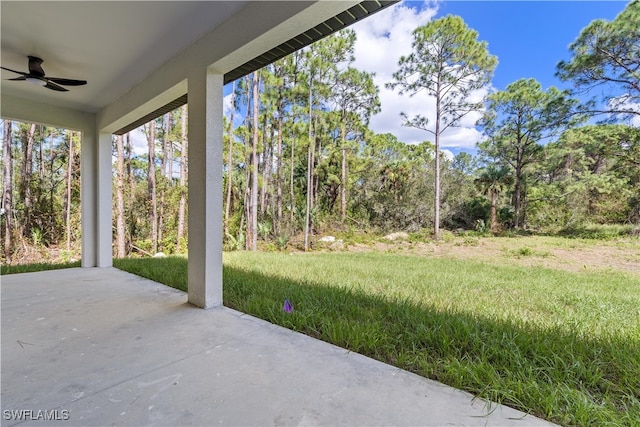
left=111, top=251, right=640, bottom=426
left=1, top=260, right=81, bottom=275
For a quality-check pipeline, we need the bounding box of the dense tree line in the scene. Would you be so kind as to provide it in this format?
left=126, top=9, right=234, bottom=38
left=112, top=106, right=189, bottom=258
left=1, top=121, right=81, bottom=263
left=1, top=2, right=638, bottom=263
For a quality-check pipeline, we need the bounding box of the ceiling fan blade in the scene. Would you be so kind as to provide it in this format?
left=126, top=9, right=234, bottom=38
left=44, top=80, right=69, bottom=92
left=27, top=56, right=45, bottom=77
left=47, top=77, right=87, bottom=86
left=4, top=57, right=83, bottom=92
left=1, top=66, right=28, bottom=77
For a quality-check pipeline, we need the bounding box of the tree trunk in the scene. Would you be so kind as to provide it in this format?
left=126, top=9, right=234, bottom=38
left=48, top=130, right=56, bottom=243
left=249, top=70, right=259, bottom=250
left=262, top=118, right=274, bottom=221
left=276, top=93, right=283, bottom=234
left=490, top=188, right=498, bottom=233
left=224, top=81, right=235, bottom=239
left=165, top=113, right=173, bottom=180
left=21, top=123, right=36, bottom=238
left=157, top=114, right=171, bottom=252
left=2, top=120, right=13, bottom=263
left=304, top=75, right=314, bottom=251
left=243, top=163, right=251, bottom=250
left=177, top=106, right=188, bottom=252
left=157, top=183, right=164, bottom=252
left=311, top=115, right=318, bottom=212
left=340, top=122, right=347, bottom=221
left=37, top=126, right=45, bottom=184
left=514, top=162, right=522, bottom=229
left=244, top=77, right=253, bottom=250
left=115, top=134, right=126, bottom=258
left=125, top=132, right=134, bottom=252
left=304, top=132, right=313, bottom=251
left=147, top=122, right=158, bottom=254
left=259, top=114, right=266, bottom=219
left=65, top=132, right=75, bottom=251
left=289, top=133, right=295, bottom=229
left=434, top=92, right=441, bottom=240
left=521, top=181, right=528, bottom=230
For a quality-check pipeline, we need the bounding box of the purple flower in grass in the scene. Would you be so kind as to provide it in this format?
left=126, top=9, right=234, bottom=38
left=283, top=298, right=293, bottom=313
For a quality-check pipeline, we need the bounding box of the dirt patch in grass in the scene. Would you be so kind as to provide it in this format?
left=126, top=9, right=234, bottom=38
left=344, top=236, right=640, bottom=276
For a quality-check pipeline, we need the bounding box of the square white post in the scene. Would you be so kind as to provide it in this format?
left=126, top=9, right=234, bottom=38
left=187, top=68, right=223, bottom=308
left=80, top=131, right=96, bottom=267
left=80, top=130, right=112, bottom=267
left=96, top=132, right=113, bottom=267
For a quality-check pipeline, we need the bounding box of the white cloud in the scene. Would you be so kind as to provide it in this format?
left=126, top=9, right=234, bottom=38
left=351, top=0, right=487, bottom=149
left=130, top=128, right=149, bottom=157
left=607, top=96, right=640, bottom=127
left=223, top=93, right=234, bottom=119
left=441, top=149, right=454, bottom=161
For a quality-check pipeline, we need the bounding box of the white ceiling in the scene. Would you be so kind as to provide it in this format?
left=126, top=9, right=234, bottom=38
left=2, top=0, right=373, bottom=134
left=1, top=1, right=249, bottom=113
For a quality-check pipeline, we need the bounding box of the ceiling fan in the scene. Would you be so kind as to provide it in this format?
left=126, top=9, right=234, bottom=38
left=1, top=56, right=87, bottom=92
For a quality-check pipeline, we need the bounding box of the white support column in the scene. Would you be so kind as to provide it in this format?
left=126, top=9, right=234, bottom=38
left=187, top=68, right=223, bottom=308
left=80, top=131, right=96, bottom=267
left=80, top=130, right=112, bottom=267
left=96, top=132, right=113, bottom=267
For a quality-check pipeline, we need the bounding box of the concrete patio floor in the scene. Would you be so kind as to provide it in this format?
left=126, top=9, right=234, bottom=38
left=1, top=268, right=555, bottom=426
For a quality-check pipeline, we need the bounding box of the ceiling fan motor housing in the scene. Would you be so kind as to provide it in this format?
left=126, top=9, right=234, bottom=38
left=27, top=56, right=46, bottom=77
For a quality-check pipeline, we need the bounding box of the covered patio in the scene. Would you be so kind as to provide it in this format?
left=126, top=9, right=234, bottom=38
left=2, top=1, right=555, bottom=425
left=1, top=0, right=407, bottom=308
left=1, top=268, right=553, bottom=426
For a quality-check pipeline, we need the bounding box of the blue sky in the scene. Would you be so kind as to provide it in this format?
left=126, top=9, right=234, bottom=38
left=437, top=1, right=625, bottom=92
left=349, top=0, right=630, bottom=156
left=219, top=1, right=631, bottom=157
